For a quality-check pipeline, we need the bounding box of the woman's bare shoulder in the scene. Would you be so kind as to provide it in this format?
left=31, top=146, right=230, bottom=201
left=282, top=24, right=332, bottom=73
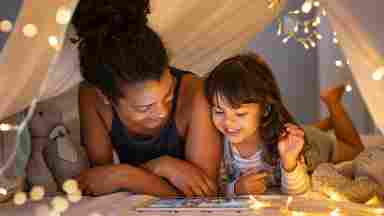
left=78, top=82, right=113, bottom=131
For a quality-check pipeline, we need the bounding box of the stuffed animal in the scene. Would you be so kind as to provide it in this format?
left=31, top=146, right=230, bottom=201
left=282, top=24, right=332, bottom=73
left=312, top=145, right=384, bottom=204
left=27, top=103, right=89, bottom=194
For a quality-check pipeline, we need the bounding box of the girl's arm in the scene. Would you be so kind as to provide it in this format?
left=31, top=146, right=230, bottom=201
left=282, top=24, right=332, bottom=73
left=278, top=124, right=311, bottom=195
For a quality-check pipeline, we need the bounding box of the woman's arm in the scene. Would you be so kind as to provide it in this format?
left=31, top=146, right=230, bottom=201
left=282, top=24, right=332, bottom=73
left=78, top=84, right=178, bottom=196
left=184, top=79, right=223, bottom=186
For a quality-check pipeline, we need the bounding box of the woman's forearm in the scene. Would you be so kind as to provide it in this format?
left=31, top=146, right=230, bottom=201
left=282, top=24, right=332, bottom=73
left=113, top=164, right=178, bottom=197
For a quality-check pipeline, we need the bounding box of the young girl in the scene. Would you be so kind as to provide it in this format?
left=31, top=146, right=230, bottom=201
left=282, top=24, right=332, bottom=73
left=204, top=53, right=311, bottom=196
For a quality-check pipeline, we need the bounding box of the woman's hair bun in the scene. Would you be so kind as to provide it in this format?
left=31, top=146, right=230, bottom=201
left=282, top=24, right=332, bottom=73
left=72, top=0, right=150, bottom=41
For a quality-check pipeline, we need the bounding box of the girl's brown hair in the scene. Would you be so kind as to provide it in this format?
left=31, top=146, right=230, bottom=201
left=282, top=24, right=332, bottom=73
left=204, top=53, right=297, bottom=163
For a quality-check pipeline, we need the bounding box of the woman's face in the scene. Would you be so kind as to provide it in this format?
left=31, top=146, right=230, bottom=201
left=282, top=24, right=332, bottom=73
left=211, top=95, right=263, bottom=144
left=116, top=68, right=176, bottom=131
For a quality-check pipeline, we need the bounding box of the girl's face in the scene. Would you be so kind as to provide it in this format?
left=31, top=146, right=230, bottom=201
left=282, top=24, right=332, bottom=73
left=115, top=68, right=176, bottom=132
left=211, top=95, right=263, bottom=144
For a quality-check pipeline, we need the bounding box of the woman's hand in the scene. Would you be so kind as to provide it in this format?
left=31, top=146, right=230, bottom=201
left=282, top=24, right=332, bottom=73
left=278, top=123, right=305, bottom=172
left=234, top=172, right=269, bottom=195
left=76, top=165, right=124, bottom=196
left=143, top=156, right=217, bottom=197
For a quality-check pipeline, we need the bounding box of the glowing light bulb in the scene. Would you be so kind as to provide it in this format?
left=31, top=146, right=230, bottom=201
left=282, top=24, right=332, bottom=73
left=51, top=196, right=69, bottom=213
left=314, top=1, right=320, bottom=7
left=293, top=10, right=301, bottom=14
left=30, top=185, right=45, bottom=201
left=335, top=60, right=344, bottom=67
left=322, top=9, right=327, bottom=16
left=56, top=6, right=72, bottom=25
left=0, top=20, right=13, bottom=32
left=309, top=40, right=316, bottom=48
left=249, top=195, right=271, bottom=209
left=23, top=24, right=38, bottom=38
left=292, top=211, right=305, bottom=216
left=0, top=187, right=7, bottom=195
left=346, top=85, right=352, bottom=92
left=332, top=38, right=338, bottom=44
left=372, top=67, right=384, bottom=81
left=67, top=190, right=82, bottom=203
left=48, top=36, right=59, bottom=47
left=286, top=196, right=293, bottom=209
left=294, top=26, right=299, bottom=33
left=304, top=27, right=309, bottom=33
left=301, top=0, right=313, bottom=14
left=63, top=179, right=79, bottom=194
left=316, top=34, right=323, bottom=40
left=0, top=123, right=16, bottom=131
left=282, top=36, right=291, bottom=44
left=13, top=192, right=28, bottom=205
left=330, top=208, right=342, bottom=216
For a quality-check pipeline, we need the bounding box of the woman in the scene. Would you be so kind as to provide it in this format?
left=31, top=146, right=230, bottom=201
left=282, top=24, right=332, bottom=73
left=73, top=0, right=221, bottom=197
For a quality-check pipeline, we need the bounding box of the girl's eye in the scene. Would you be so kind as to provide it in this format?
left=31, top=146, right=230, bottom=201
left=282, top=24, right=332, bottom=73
left=137, top=105, right=152, bottom=112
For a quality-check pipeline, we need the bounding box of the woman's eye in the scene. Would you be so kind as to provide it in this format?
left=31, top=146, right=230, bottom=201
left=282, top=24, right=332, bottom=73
left=165, top=94, right=173, bottom=103
left=236, top=112, right=248, bottom=117
left=213, top=109, right=224, bottom=114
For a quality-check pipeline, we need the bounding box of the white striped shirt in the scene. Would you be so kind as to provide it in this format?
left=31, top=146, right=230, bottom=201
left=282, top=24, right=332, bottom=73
left=221, top=139, right=311, bottom=195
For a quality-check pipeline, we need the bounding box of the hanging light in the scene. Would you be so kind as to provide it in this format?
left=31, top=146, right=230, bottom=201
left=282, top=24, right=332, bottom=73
left=330, top=208, right=342, bottom=216
left=372, top=67, right=384, bottom=81
left=56, top=6, right=72, bottom=25
left=0, top=19, right=13, bottom=32
left=301, top=0, right=313, bottom=14
left=335, top=60, right=344, bottom=67
left=23, top=24, right=38, bottom=38
left=0, top=187, right=7, bottom=195
left=333, top=38, right=339, bottom=44
left=346, top=85, right=353, bottom=92
left=0, top=123, right=17, bottom=131
left=322, top=9, right=327, bottom=16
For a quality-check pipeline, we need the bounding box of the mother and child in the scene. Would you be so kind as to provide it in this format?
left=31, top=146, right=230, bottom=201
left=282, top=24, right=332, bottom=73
left=73, top=0, right=364, bottom=197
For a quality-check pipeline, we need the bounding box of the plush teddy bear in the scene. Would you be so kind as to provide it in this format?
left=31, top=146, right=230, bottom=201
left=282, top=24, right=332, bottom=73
left=27, top=103, right=89, bottom=194
left=312, top=145, right=384, bottom=204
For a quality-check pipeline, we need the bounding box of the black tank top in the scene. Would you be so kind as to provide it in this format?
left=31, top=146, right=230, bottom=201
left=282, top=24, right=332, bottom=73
left=109, top=68, right=187, bottom=165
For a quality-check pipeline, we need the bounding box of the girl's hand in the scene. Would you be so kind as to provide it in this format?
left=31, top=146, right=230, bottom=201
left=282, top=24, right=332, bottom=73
left=234, top=172, right=269, bottom=195
left=144, top=156, right=217, bottom=197
left=76, top=165, right=123, bottom=196
left=278, top=123, right=305, bottom=172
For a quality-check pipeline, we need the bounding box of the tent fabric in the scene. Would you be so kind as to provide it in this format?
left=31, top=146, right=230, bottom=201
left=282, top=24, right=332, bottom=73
left=0, top=0, right=286, bottom=120
left=322, top=0, right=384, bottom=134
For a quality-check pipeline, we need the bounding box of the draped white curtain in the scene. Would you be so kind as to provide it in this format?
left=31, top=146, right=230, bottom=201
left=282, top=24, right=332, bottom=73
left=0, top=0, right=286, bottom=120
left=322, top=0, right=384, bottom=134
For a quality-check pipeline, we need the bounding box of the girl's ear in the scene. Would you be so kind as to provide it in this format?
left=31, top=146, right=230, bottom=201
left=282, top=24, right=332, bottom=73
left=263, top=104, right=272, bottom=117
left=96, top=89, right=110, bottom=105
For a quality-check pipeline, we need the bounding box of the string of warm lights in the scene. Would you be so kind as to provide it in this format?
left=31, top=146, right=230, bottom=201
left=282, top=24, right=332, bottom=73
left=276, top=0, right=325, bottom=49
left=274, top=0, right=384, bottom=87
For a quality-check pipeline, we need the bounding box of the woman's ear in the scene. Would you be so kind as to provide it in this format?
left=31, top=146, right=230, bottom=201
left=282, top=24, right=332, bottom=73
left=96, top=89, right=110, bottom=105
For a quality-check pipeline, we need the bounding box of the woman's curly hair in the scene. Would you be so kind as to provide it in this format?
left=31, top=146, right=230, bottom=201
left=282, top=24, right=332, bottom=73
left=72, top=0, right=169, bottom=104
